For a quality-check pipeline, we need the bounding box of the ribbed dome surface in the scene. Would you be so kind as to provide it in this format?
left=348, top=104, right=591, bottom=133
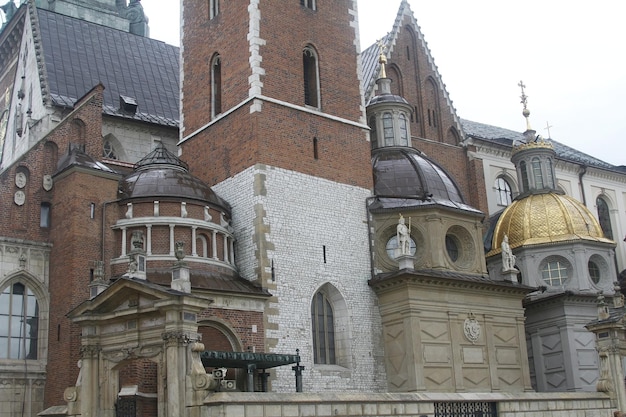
left=371, top=147, right=481, bottom=214
left=489, top=193, right=612, bottom=254
left=373, top=147, right=464, bottom=202
left=119, top=145, right=230, bottom=210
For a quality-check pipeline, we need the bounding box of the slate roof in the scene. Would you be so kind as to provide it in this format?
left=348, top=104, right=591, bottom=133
left=462, top=118, right=625, bottom=172
left=37, top=8, right=179, bottom=127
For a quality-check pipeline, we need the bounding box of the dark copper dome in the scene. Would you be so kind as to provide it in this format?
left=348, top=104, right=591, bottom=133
left=119, top=144, right=230, bottom=210
left=371, top=147, right=480, bottom=213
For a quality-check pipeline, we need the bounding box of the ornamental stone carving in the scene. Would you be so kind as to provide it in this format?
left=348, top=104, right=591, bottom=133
left=463, top=313, right=481, bottom=344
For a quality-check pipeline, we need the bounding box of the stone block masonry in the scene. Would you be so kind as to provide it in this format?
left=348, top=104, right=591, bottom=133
left=213, top=164, right=387, bottom=393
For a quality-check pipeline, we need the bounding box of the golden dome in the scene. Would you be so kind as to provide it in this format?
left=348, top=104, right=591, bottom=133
left=488, top=193, right=613, bottom=256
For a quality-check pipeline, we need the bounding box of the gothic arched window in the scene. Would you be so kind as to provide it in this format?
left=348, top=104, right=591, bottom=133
left=494, top=176, right=513, bottom=206
left=311, top=290, right=335, bottom=364
left=596, top=196, right=613, bottom=240
left=303, top=46, right=320, bottom=108
left=211, top=54, right=222, bottom=118
left=0, top=282, right=39, bottom=359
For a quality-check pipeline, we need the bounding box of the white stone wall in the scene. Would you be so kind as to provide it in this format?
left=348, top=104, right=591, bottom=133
left=102, top=119, right=178, bottom=163
left=213, top=165, right=387, bottom=392
left=0, top=238, right=50, bottom=417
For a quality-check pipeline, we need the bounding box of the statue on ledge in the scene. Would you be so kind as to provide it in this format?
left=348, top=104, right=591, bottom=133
left=116, top=0, right=148, bottom=36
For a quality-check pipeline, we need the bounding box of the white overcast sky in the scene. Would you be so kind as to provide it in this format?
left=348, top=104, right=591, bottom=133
left=143, top=0, right=625, bottom=166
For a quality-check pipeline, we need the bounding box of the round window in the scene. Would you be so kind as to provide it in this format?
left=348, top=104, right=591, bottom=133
left=588, top=260, right=601, bottom=284
left=445, top=234, right=459, bottom=262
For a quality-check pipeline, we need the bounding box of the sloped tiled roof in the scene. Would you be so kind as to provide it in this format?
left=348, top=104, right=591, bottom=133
left=37, top=8, right=179, bottom=127
left=462, top=118, right=622, bottom=172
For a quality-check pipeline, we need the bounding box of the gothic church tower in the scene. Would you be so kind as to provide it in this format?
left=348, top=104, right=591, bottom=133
left=180, top=0, right=386, bottom=391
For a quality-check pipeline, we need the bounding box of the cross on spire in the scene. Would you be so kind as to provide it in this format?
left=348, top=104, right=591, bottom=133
left=544, top=121, right=553, bottom=138
left=518, top=80, right=528, bottom=110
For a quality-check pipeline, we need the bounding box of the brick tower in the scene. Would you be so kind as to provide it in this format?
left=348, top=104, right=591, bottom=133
left=180, top=0, right=386, bottom=391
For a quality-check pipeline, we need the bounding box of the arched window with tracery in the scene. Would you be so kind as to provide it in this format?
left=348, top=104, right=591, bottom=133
left=0, top=282, right=39, bottom=359
left=596, top=196, right=614, bottom=240
left=211, top=54, right=222, bottom=118
left=495, top=176, right=513, bottom=206
left=303, top=46, right=320, bottom=108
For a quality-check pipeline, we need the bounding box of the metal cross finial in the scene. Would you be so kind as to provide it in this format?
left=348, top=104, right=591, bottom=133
left=518, top=80, right=528, bottom=110
left=376, top=38, right=388, bottom=79
left=544, top=121, right=553, bottom=138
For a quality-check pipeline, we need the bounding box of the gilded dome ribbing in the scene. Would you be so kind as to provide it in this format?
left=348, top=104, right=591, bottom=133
left=488, top=193, right=613, bottom=256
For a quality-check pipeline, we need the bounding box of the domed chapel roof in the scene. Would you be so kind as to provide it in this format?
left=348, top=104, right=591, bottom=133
left=371, top=147, right=481, bottom=214
left=489, top=192, right=613, bottom=256
left=119, top=144, right=230, bottom=211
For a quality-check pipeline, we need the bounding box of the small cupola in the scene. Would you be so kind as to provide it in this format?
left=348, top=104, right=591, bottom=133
left=366, top=40, right=413, bottom=149
left=510, top=82, right=558, bottom=197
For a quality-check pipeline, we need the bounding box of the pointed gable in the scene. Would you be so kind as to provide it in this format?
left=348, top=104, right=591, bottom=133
left=361, top=0, right=464, bottom=144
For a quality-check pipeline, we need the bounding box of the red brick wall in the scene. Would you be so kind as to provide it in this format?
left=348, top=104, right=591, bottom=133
left=381, top=16, right=489, bottom=215
left=42, top=86, right=122, bottom=407
left=199, top=308, right=265, bottom=353
left=182, top=103, right=372, bottom=189
left=181, top=0, right=371, bottom=190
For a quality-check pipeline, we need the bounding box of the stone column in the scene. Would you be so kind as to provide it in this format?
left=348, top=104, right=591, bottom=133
left=212, top=231, right=218, bottom=259
left=162, top=331, right=189, bottom=417
left=78, top=345, right=101, bottom=417
left=169, top=225, right=175, bottom=256
left=191, top=227, right=198, bottom=256
left=146, top=225, right=152, bottom=255
left=121, top=227, right=127, bottom=256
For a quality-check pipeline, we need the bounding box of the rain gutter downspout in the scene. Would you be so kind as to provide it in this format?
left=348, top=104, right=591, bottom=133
left=578, top=165, right=587, bottom=206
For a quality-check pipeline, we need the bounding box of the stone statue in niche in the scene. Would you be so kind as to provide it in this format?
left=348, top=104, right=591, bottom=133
left=130, top=230, right=144, bottom=251
left=501, top=234, right=516, bottom=271
left=397, top=214, right=411, bottom=256
left=175, top=241, right=185, bottom=262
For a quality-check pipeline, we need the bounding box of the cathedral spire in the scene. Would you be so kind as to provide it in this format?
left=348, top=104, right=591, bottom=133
left=519, top=80, right=532, bottom=133
left=510, top=82, right=557, bottom=195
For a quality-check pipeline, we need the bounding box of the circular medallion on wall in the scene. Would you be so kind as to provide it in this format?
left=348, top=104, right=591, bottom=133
left=15, top=172, right=26, bottom=188
left=14, top=190, right=25, bottom=206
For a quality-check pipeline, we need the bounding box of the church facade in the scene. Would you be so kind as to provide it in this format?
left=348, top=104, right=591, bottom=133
left=0, top=1, right=624, bottom=416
